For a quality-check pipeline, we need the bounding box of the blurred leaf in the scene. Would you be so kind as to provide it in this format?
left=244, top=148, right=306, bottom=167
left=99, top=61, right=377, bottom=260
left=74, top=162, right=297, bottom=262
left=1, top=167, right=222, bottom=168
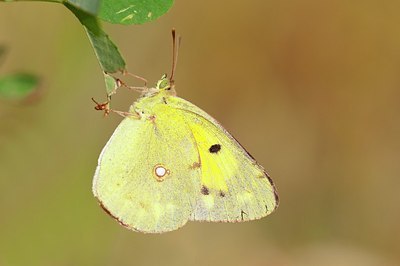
left=64, top=0, right=101, bottom=15
left=98, top=0, right=174, bottom=25
left=0, top=73, right=39, bottom=100
left=65, top=3, right=126, bottom=74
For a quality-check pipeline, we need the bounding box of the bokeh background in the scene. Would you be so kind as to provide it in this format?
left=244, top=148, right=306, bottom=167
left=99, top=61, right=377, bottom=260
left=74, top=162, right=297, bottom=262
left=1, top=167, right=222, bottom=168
left=1, top=1, right=400, bottom=265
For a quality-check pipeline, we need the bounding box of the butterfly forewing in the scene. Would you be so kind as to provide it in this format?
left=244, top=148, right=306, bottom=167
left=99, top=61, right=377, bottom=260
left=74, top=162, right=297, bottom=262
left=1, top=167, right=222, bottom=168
left=169, top=97, right=279, bottom=222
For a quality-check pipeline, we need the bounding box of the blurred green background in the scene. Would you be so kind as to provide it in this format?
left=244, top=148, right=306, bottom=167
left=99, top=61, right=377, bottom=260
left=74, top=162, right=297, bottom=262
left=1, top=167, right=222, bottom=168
left=1, top=1, right=400, bottom=265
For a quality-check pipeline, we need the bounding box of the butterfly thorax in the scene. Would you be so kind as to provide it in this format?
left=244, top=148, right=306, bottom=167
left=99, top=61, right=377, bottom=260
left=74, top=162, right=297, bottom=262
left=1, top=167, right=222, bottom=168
left=129, top=74, right=177, bottom=119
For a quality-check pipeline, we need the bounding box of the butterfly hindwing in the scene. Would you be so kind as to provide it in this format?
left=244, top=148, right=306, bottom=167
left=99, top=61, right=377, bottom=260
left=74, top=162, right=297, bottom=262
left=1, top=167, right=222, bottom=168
left=93, top=105, right=201, bottom=233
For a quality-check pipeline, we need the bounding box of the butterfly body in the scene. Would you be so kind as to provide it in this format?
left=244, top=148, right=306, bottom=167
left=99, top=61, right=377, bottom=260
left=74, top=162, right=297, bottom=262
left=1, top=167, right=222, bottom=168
left=93, top=75, right=279, bottom=233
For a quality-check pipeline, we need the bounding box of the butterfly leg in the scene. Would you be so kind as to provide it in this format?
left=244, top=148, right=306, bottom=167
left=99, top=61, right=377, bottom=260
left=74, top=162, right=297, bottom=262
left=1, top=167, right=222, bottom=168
left=118, top=80, right=148, bottom=94
left=110, top=109, right=138, bottom=118
left=122, top=70, right=148, bottom=87
left=116, top=70, right=149, bottom=93
left=104, top=70, right=148, bottom=94
left=91, top=97, right=139, bottom=118
left=92, top=97, right=111, bottom=116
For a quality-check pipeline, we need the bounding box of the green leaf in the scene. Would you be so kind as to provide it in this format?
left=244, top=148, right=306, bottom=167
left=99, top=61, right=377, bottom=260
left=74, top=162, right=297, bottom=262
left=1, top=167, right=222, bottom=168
left=98, top=0, right=174, bottom=25
left=0, top=73, right=39, bottom=100
left=103, top=72, right=121, bottom=96
left=65, top=2, right=126, bottom=73
left=64, top=0, right=101, bottom=16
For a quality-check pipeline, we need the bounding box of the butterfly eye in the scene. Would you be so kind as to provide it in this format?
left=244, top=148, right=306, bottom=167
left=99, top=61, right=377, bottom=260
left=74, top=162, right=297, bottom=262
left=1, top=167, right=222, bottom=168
left=156, top=75, right=170, bottom=90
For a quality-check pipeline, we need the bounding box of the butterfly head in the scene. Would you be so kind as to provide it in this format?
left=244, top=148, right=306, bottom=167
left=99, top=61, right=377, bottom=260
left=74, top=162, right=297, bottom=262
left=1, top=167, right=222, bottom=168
left=132, top=74, right=176, bottom=115
left=156, top=74, right=170, bottom=90
left=154, top=74, right=176, bottom=96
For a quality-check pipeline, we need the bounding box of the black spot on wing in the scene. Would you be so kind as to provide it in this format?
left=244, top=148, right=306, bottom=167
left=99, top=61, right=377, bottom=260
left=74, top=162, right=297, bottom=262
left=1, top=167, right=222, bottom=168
left=219, top=191, right=225, bottom=197
left=201, top=185, right=209, bottom=195
left=209, top=144, right=221, bottom=153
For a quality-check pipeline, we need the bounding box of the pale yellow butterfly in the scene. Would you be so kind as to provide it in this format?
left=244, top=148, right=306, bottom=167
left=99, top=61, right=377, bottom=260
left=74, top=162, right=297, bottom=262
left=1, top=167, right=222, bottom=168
left=93, top=30, right=279, bottom=233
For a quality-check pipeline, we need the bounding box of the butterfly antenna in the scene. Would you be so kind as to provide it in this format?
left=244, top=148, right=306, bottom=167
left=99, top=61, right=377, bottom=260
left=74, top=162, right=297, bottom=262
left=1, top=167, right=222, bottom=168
left=170, top=28, right=181, bottom=86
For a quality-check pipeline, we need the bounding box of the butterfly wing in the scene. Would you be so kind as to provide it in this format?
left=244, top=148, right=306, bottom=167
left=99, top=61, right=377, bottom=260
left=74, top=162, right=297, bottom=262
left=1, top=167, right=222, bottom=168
left=168, top=96, right=279, bottom=222
left=93, top=106, right=201, bottom=233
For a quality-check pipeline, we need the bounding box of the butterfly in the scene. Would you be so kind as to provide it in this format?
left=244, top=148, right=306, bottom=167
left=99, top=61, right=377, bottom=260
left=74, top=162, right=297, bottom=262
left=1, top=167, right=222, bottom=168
left=92, top=30, right=279, bottom=233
